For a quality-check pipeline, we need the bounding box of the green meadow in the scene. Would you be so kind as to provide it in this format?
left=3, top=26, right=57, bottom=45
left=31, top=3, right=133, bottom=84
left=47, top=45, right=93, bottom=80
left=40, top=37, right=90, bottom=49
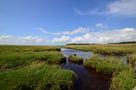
left=0, top=45, right=76, bottom=90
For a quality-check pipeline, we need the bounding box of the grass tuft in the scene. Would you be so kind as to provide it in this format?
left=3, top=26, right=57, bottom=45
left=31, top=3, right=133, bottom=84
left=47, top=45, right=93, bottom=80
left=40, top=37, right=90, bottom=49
left=68, top=55, right=83, bottom=64
left=84, top=54, right=125, bottom=76
left=110, top=67, right=136, bottom=90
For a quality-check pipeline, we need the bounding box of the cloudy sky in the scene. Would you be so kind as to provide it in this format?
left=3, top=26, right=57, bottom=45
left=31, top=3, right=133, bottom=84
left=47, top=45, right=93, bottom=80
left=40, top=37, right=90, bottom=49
left=0, top=0, right=136, bottom=45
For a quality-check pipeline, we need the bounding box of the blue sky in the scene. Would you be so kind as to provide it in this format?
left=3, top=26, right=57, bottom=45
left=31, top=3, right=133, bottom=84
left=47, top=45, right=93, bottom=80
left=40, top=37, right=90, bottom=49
left=0, top=0, right=136, bottom=45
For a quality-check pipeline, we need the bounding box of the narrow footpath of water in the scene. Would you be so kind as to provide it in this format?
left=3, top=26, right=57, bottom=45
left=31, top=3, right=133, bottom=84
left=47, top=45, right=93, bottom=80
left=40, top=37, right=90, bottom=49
left=61, top=48, right=111, bottom=90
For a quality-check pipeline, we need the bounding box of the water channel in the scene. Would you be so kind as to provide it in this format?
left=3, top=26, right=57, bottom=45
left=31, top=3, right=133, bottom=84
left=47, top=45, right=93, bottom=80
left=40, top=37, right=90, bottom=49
left=61, top=48, right=111, bottom=90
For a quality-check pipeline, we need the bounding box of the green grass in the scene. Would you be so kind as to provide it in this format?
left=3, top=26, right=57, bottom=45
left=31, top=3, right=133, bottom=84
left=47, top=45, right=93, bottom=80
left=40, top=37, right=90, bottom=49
left=64, top=44, right=136, bottom=55
left=0, top=45, right=60, bottom=53
left=68, top=55, right=83, bottom=64
left=128, top=53, right=136, bottom=70
left=110, top=67, right=136, bottom=90
left=0, top=61, right=76, bottom=90
left=0, top=45, right=65, bottom=70
left=0, top=51, right=66, bottom=70
left=84, top=54, right=125, bottom=76
left=0, top=45, right=77, bottom=90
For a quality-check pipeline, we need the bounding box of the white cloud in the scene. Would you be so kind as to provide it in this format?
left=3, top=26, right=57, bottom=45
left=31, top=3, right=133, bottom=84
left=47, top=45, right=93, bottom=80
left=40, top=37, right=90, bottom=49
left=1, top=27, right=136, bottom=45
left=0, top=35, right=46, bottom=45
left=70, top=27, right=136, bottom=44
left=96, top=23, right=108, bottom=30
left=74, top=0, right=136, bottom=16
left=74, top=8, right=105, bottom=16
left=38, top=27, right=89, bottom=35
left=52, top=36, right=70, bottom=43
left=74, top=8, right=94, bottom=16
left=38, top=28, right=52, bottom=35
left=107, top=0, right=136, bottom=16
left=21, top=36, right=44, bottom=43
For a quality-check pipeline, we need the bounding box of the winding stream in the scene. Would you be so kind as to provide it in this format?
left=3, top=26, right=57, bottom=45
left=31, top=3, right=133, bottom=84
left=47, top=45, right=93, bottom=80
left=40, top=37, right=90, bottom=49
left=61, top=48, right=111, bottom=90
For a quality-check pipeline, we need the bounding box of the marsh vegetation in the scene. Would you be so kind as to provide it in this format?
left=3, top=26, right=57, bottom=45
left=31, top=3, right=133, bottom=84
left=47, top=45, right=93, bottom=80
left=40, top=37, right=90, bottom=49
left=65, top=44, right=136, bottom=90
left=0, top=44, right=136, bottom=90
left=68, top=55, right=83, bottom=64
left=0, top=45, right=76, bottom=90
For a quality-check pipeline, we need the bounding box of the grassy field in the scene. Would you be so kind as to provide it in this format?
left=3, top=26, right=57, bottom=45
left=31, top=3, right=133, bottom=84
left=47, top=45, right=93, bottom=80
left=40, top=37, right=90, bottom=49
left=0, top=45, right=61, bottom=52
left=0, top=51, right=66, bottom=70
left=64, top=44, right=136, bottom=90
left=64, top=44, right=136, bottom=55
left=0, top=45, right=76, bottom=90
left=1, top=44, right=136, bottom=90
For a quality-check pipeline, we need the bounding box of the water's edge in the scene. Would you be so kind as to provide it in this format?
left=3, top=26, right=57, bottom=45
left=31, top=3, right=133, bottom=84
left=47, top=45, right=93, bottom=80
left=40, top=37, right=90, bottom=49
left=60, top=48, right=111, bottom=90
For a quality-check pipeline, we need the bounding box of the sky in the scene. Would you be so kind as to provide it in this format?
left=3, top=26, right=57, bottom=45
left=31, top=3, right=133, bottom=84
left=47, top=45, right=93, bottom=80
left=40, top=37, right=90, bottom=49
left=0, top=0, right=136, bottom=45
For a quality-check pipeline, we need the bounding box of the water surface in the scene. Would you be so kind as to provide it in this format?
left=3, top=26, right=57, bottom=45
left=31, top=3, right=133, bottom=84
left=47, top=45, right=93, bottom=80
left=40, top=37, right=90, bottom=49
left=61, top=48, right=110, bottom=90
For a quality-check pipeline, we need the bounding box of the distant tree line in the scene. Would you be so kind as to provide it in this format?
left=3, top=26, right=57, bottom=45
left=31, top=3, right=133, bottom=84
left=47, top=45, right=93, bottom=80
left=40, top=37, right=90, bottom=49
left=66, top=41, right=136, bottom=45
left=109, top=41, right=136, bottom=44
